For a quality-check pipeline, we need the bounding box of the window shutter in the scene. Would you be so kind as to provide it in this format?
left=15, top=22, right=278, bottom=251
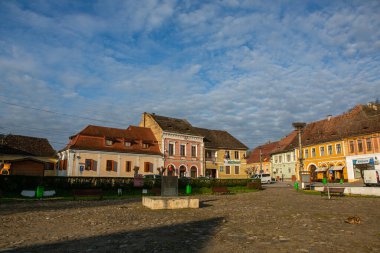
left=150, top=163, right=153, bottom=173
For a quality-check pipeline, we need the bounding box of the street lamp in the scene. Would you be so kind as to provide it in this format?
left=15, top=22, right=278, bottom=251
left=292, top=122, right=306, bottom=182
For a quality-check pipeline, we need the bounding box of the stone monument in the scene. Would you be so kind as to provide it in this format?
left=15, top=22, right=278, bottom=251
left=142, top=176, right=199, bottom=210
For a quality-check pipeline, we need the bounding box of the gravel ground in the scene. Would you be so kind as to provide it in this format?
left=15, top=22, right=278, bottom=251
left=1, top=186, right=380, bottom=253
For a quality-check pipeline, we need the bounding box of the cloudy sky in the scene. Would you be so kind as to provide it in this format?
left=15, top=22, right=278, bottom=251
left=1, top=0, right=379, bottom=150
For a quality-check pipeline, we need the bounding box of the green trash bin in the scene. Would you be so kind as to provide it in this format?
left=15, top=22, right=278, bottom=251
left=36, top=186, right=44, bottom=198
left=186, top=184, right=192, bottom=195
left=340, top=178, right=343, bottom=184
left=322, top=178, right=327, bottom=185
left=294, top=182, right=299, bottom=190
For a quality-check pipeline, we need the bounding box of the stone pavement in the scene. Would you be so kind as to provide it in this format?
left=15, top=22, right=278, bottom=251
left=1, top=187, right=380, bottom=253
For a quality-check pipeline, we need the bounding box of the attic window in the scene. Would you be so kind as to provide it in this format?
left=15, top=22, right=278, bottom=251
left=125, top=141, right=131, bottom=147
left=142, top=143, right=149, bottom=149
left=105, top=139, right=113, bottom=146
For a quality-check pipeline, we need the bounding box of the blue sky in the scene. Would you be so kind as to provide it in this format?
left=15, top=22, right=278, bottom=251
left=0, top=0, right=379, bottom=150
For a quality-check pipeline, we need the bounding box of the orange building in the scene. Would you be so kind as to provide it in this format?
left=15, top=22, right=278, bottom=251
left=247, top=141, right=279, bottom=176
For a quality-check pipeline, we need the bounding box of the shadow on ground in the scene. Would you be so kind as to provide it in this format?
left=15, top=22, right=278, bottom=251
left=0, top=198, right=142, bottom=216
left=3, top=217, right=224, bottom=253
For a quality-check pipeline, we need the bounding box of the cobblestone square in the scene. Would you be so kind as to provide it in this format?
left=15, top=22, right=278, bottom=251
left=1, top=187, right=380, bottom=253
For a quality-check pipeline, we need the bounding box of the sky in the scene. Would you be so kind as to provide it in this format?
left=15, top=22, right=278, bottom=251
left=0, top=0, right=380, bottom=150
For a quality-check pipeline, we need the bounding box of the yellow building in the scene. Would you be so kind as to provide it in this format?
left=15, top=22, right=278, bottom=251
left=302, top=140, right=346, bottom=182
left=295, top=103, right=380, bottom=182
left=194, top=127, right=248, bottom=179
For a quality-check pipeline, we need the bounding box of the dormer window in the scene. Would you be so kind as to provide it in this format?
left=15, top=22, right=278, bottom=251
left=125, top=141, right=131, bottom=147
left=143, top=143, right=149, bottom=149
left=105, top=139, right=113, bottom=146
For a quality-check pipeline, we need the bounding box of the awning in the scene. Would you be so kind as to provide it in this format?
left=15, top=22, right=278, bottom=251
left=315, top=167, right=328, bottom=172
left=330, top=166, right=344, bottom=171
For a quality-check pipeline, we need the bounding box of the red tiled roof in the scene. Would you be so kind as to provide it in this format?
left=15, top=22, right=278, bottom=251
left=0, top=134, right=56, bottom=157
left=193, top=127, right=248, bottom=150
left=270, top=130, right=298, bottom=154
left=64, top=125, right=162, bottom=156
left=247, top=141, right=279, bottom=164
left=302, top=104, right=380, bottom=146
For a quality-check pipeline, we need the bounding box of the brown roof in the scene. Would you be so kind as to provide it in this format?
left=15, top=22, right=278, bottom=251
left=0, top=134, right=56, bottom=157
left=193, top=127, right=248, bottom=150
left=302, top=104, right=380, bottom=146
left=247, top=141, right=279, bottom=164
left=148, top=113, right=202, bottom=137
left=64, top=125, right=162, bottom=156
left=270, top=131, right=298, bottom=155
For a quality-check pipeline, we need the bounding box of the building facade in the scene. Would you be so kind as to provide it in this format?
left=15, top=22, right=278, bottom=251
left=57, top=125, right=163, bottom=177
left=344, top=133, right=380, bottom=182
left=270, top=131, right=298, bottom=181
left=139, top=113, right=204, bottom=177
left=247, top=141, right=279, bottom=176
left=194, top=127, right=248, bottom=179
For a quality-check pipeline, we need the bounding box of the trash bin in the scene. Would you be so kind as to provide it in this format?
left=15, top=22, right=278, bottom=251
left=294, top=182, right=299, bottom=191
left=339, top=178, right=343, bottom=184
left=322, top=178, right=327, bottom=185
left=36, top=186, right=44, bottom=198
left=186, top=184, right=192, bottom=195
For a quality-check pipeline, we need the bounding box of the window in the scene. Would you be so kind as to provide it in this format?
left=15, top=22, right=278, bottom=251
left=106, top=160, right=116, bottom=172
left=336, top=144, right=342, bottom=154
left=191, top=145, right=197, bottom=157
left=291, top=152, right=295, bottom=161
left=105, top=139, right=113, bottom=146
left=286, top=154, right=291, bottom=162
left=327, top=145, right=333, bottom=155
left=311, top=148, right=316, bottom=157
left=168, top=143, right=174, bottom=156
left=366, top=138, right=372, bottom=151
left=85, top=159, right=94, bottom=171
left=279, top=156, right=282, bottom=163
left=320, top=146, right=325, bottom=156
left=59, top=159, right=67, bottom=170
left=124, top=141, right=131, bottom=147
left=234, top=166, right=239, bottom=174
left=304, top=149, right=309, bottom=158
left=219, top=166, right=224, bottom=172
left=142, top=143, right=149, bottom=149
left=225, top=151, right=230, bottom=159
left=274, top=156, right=278, bottom=163
left=45, top=162, right=55, bottom=170
left=226, top=166, right=231, bottom=174
left=126, top=161, right=131, bottom=172
left=144, top=162, right=153, bottom=173
left=180, top=144, right=186, bottom=156
left=234, top=151, right=239, bottom=159
left=349, top=141, right=355, bottom=153
left=358, top=140, right=363, bottom=152
left=206, top=150, right=212, bottom=159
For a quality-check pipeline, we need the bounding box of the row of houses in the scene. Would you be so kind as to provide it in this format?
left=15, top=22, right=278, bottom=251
left=247, top=102, right=380, bottom=182
left=1, top=112, right=249, bottom=178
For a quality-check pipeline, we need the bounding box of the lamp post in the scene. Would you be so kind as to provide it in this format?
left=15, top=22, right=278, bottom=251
left=292, top=122, right=306, bottom=182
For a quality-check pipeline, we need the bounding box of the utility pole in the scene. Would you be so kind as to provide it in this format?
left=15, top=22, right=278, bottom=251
left=259, top=148, right=262, bottom=173
left=292, top=122, right=306, bottom=181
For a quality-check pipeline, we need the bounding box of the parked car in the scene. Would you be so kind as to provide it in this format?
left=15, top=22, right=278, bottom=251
left=251, top=173, right=272, bottom=184
left=363, top=170, right=380, bottom=186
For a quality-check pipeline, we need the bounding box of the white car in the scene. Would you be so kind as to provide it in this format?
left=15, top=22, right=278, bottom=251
left=363, top=170, right=380, bottom=186
left=252, top=173, right=272, bottom=184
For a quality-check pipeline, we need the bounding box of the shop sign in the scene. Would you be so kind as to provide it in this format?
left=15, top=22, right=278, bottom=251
left=353, top=158, right=374, bottom=165
left=224, top=159, right=241, bottom=165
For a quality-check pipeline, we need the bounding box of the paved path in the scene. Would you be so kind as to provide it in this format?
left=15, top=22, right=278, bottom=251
left=1, top=187, right=380, bottom=252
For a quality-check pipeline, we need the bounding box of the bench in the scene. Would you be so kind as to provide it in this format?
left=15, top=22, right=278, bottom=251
left=211, top=186, right=230, bottom=195
left=321, top=187, right=345, bottom=197
left=73, top=189, right=103, bottom=200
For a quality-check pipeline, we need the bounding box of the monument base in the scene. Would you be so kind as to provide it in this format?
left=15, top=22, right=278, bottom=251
left=142, top=196, right=199, bottom=210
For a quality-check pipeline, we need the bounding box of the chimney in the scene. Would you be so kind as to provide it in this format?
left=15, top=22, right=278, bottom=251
left=327, top=115, right=332, bottom=121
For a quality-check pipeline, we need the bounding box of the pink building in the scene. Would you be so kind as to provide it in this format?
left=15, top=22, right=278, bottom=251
left=140, top=113, right=204, bottom=177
